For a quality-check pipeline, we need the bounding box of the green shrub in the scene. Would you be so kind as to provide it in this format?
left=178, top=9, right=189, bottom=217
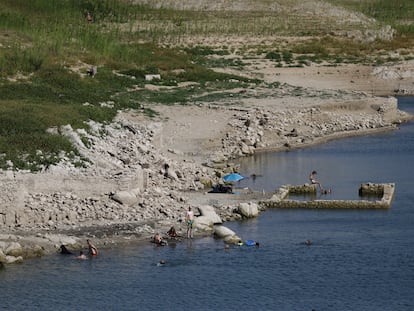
left=265, top=51, right=282, bottom=62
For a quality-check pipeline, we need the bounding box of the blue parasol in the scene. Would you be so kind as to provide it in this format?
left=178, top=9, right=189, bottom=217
left=223, top=173, right=244, bottom=182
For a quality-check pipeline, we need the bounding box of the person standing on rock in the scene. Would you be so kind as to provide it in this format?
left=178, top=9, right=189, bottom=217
left=87, top=239, right=98, bottom=257
left=186, top=206, right=194, bottom=239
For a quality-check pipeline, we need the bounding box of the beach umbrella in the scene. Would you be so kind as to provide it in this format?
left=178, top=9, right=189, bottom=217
left=223, top=173, right=244, bottom=182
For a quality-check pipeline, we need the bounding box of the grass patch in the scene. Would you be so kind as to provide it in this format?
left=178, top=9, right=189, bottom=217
left=0, top=100, right=80, bottom=171
left=327, top=0, right=414, bottom=42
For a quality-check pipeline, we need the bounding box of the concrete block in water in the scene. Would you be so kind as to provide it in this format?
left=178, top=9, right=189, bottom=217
left=287, top=184, right=317, bottom=194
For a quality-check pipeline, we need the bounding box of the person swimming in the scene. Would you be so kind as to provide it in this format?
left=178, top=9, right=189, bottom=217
left=321, top=189, right=332, bottom=195
left=75, top=251, right=88, bottom=260
left=153, top=233, right=168, bottom=246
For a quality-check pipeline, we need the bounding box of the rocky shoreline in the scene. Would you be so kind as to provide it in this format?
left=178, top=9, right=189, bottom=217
left=1, top=77, right=413, bottom=266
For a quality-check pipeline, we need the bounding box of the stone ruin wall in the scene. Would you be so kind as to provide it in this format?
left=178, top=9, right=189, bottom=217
left=0, top=169, right=146, bottom=228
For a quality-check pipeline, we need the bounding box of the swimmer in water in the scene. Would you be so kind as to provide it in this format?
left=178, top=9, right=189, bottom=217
left=75, top=251, right=88, bottom=260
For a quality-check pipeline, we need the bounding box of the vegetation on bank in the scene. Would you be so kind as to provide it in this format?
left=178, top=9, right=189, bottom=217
left=0, top=0, right=412, bottom=171
left=332, top=0, right=414, bottom=35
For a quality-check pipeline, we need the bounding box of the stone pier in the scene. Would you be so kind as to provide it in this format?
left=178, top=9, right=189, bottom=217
left=260, top=183, right=395, bottom=209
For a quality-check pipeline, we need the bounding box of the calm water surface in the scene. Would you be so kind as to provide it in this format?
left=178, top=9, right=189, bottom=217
left=237, top=96, right=414, bottom=200
left=1, top=97, right=413, bottom=311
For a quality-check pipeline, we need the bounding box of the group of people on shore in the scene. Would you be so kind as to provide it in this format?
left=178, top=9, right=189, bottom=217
left=62, top=173, right=323, bottom=257
left=60, top=206, right=193, bottom=253
left=152, top=206, right=195, bottom=245
left=152, top=224, right=180, bottom=245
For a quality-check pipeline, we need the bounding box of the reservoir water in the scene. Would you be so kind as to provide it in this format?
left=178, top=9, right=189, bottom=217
left=1, top=97, right=413, bottom=311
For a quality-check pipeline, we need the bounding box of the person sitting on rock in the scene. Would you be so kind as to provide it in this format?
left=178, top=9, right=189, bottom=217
left=309, top=170, right=323, bottom=191
left=154, top=233, right=162, bottom=244
left=167, top=226, right=177, bottom=238
left=153, top=233, right=167, bottom=245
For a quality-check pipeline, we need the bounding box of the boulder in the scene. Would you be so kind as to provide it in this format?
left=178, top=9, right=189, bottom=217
left=145, top=74, right=161, bottom=81
left=214, top=225, right=241, bottom=243
left=198, top=205, right=222, bottom=224
left=166, top=169, right=179, bottom=182
left=110, top=188, right=140, bottom=206
left=193, top=216, right=214, bottom=233
left=238, top=202, right=259, bottom=218
left=43, top=234, right=79, bottom=246
left=25, top=245, right=45, bottom=258
left=0, top=249, right=6, bottom=263
left=194, top=205, right=223, bottom=232
left=224, top=235, right=242, bottom=244
left=5, top=255, right=23, bottom=264
left=5, top=242, right=23, bottom=257
left=214, top=225, right=235, bottom=238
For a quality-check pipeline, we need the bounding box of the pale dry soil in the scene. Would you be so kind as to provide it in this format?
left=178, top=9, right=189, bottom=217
left=142, top=61, right=414, bottom=165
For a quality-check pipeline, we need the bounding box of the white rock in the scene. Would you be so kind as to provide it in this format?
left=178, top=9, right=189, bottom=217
left=198, top=205, right=222, bottom=224
left=0, top=241, right=7, bottom=250
left=6, top=255, right=24, bottom=264
left=194, top=216, right=214, bottom=232
left=111, top=188, right=140, bottom=206
left=43, top=234, right=79, bottom=246
left=145, top=74, right=161, bottom=81
left=0, top=249, right=6, bottom=263
left=238, top=202, right=259, bottom=218
left=5, top=242, right=23, bottom=256
left=214, top=225, right=236, bottom=239
left=224, top=235, right=242, bottom=244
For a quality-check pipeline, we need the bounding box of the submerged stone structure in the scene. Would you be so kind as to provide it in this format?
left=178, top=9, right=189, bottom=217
left=261, top=183, right=395, bottom=209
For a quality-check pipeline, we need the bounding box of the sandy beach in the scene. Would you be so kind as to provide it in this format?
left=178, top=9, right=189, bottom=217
left=1, top=58, right=413, bottom=263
